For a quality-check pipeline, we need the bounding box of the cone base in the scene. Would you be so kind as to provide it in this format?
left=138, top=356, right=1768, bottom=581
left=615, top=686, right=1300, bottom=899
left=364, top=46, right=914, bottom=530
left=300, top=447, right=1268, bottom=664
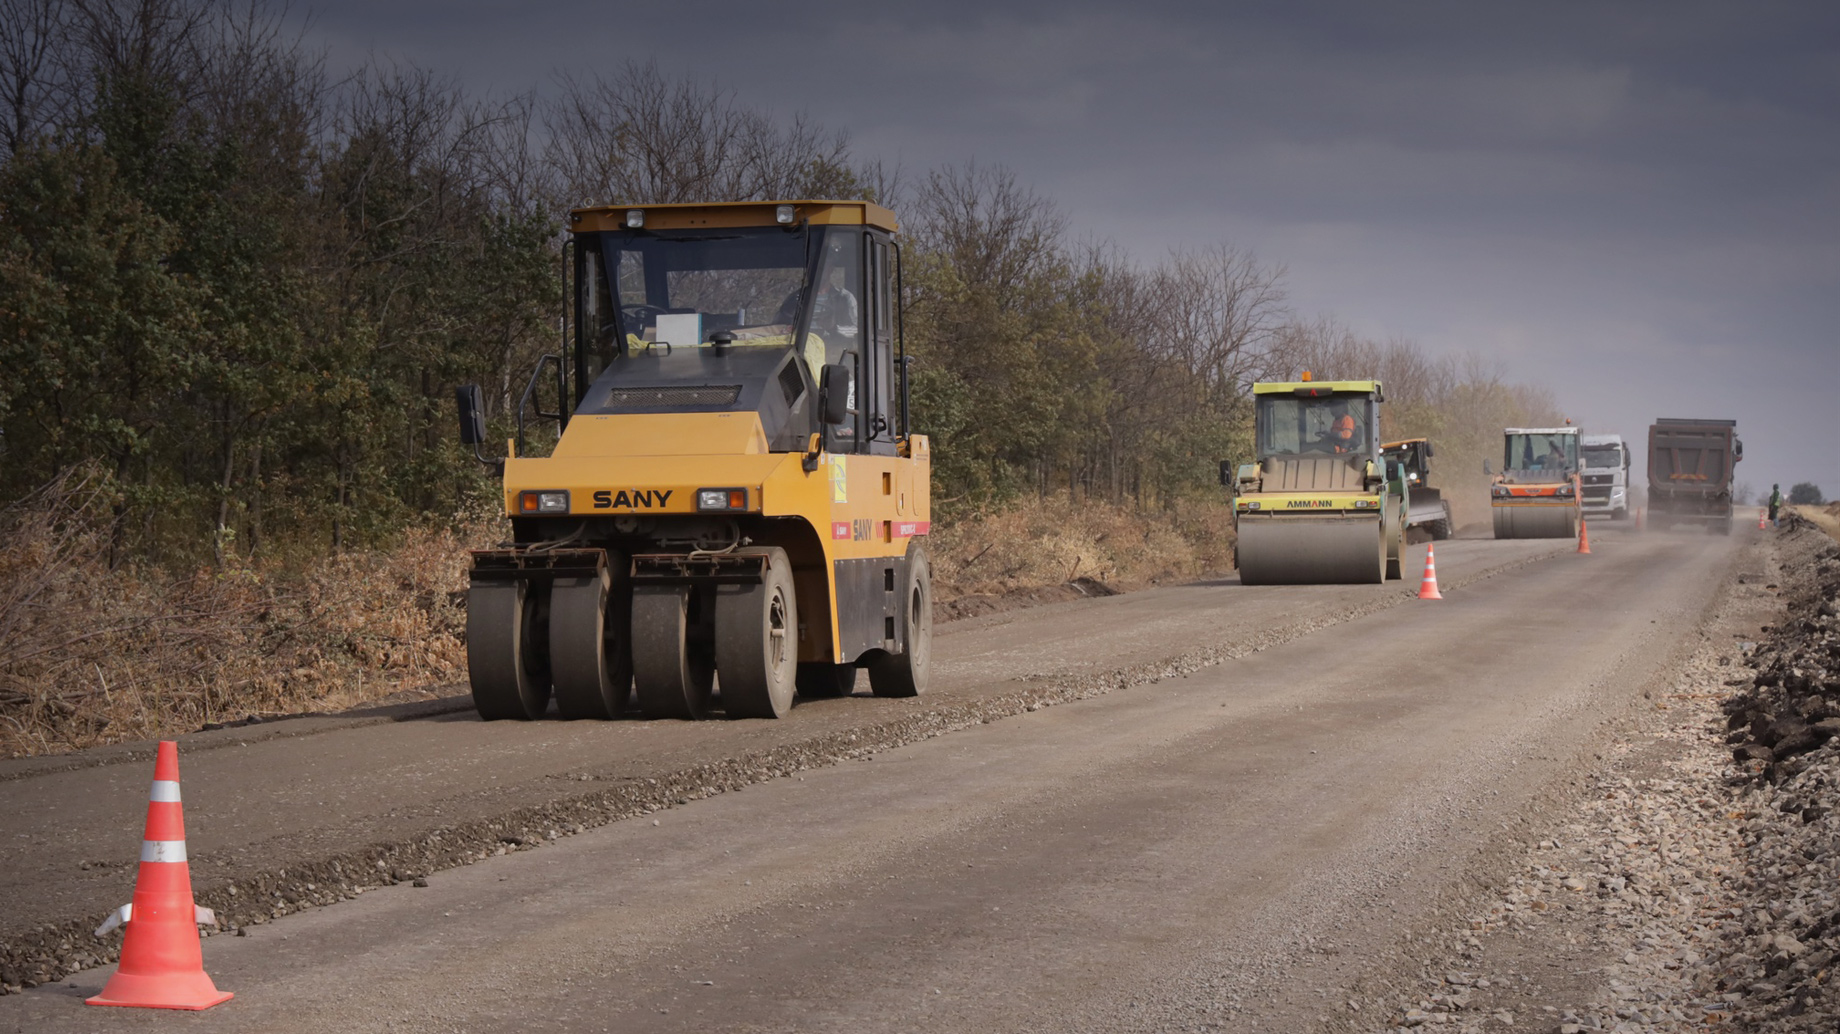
left=87, top=969, right=232, bottom=1010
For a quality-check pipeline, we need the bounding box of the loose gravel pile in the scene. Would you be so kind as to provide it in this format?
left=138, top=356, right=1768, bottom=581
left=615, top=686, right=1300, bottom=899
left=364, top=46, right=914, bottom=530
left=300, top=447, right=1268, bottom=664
left=1372, top=518, right=1840, bottom=1033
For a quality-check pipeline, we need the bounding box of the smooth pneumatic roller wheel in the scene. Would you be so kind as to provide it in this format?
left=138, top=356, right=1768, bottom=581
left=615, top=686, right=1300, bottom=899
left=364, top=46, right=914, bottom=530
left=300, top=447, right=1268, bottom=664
left=1495, top=505, right=1576, bottom=539
left=549, top=557, right=632, bottom=720
left=467, top=580, right=552, bottom=720
left=1236, top=516, right=1385, bottom=585
left=715, top=547, right=798, bottom=719
left=869, top=545, right=932, bottom=698
left=632, top=585, right=714, bottom=720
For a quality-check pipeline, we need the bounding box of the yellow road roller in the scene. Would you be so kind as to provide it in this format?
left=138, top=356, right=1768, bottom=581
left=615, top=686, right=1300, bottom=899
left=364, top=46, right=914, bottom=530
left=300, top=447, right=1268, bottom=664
left=1488, top=426, right=1581, bottom=539
left=455, top=201, right=931, bottom=720
left=1225, top=376, right=1408, bottom=585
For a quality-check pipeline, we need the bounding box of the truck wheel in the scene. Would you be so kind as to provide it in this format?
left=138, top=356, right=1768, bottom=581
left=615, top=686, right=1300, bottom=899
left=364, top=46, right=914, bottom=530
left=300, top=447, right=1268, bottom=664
left=549, top=559, right=632, bottom=720
left=796, top=663, right=856, bottom=699
left=467, top=580, right=551, bottom=720
left=716, top=548, right=798, bottom=719
left=632, top=585, right=715, bottom=720
left=869, top=545, right=932, bottom=698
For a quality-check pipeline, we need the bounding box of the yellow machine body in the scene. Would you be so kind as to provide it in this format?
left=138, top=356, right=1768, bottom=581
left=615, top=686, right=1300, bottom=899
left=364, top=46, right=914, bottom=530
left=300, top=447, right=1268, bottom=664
left=463, top=200, right=932, bottom=721
left=1230, top=379, right=1407, bottom=584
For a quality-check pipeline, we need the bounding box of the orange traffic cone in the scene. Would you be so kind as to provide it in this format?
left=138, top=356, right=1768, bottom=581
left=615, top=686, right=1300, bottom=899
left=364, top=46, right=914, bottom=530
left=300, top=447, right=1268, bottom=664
left=1759, top=509, right=1768, bottom=530
left=1635, top=507, right=1644, bottom=532
left=1417, top=543, right=1443, bottom=600
left=1577, top=515, right=1592, bottom=554
left=88, top=741, right=232, bottom=1010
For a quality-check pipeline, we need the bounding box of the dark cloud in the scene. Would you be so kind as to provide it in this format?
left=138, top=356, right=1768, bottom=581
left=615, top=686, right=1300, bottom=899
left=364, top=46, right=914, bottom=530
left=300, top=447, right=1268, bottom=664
left=297, top=0, right=1840, bottom=493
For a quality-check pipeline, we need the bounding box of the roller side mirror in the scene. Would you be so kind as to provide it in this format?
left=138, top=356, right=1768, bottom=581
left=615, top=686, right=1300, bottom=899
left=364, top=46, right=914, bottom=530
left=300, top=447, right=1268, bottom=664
left=457, top=384, right=486, bottom=445
left=819, top=363, right=851, bottom=426
left=455, top=384, right=503, bottom=474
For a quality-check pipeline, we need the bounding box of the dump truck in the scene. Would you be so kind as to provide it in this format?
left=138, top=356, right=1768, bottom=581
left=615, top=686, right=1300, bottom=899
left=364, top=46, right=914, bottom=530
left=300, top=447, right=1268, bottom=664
left=1226, top=376, right=1408, bottom=584
left=1488, top=426, right=1581, bottom=539
left=1579, top=433, right=1632, bottom=522
left=1382, top=437, right=1454, bottom=540
left=1647, top=418, right=1742, bottom=534
left=456, top=200, right=930, bottom=721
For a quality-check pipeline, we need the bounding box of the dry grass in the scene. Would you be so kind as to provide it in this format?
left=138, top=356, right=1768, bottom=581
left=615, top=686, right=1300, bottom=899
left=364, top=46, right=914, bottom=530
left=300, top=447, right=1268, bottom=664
left=1794, top=503, right=1840, bottom=543
left=0, top=472, right=1232, bottom=759
left=931, top=495, right=1235, bottom=597
left=0, top=469, right=501, bottom=758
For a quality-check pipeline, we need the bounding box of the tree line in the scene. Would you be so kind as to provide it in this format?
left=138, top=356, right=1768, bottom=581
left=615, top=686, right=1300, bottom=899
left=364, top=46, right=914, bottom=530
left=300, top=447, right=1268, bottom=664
left=0, top=0, right=1559, bottom=565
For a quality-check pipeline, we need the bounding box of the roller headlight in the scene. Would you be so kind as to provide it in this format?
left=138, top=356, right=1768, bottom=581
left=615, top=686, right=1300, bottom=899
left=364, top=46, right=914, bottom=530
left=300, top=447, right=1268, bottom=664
left=696, top=487, right=749, bottom=512
left=518, top=490, right=570, bottom=514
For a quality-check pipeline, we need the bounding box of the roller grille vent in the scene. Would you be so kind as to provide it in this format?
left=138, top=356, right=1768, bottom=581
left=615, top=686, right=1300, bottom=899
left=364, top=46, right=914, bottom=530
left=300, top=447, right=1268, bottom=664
left=604, top=385, right=742, bottom=411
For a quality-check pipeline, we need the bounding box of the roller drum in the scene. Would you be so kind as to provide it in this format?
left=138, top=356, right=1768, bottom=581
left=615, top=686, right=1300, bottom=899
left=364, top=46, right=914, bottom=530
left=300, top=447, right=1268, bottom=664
left=1237, top=515, right=1385, bottom=585
left=1492, top=504, right=1577, bottom=539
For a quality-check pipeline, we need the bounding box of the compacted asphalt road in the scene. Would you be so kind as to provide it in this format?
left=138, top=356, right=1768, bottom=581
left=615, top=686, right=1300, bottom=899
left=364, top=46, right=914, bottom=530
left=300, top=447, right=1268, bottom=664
left=0, top=528, right=1745, bottom=1032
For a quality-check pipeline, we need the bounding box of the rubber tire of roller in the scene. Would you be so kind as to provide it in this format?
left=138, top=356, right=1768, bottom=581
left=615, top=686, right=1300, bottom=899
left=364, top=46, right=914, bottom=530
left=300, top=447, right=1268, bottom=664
left=549, top=561, right=632, bottom=720
left=632, top=585, right=714, bottom=720
left=467, top=580, right=552, bottom=720
left=869, top=546, right=932, bottom=698
left=796, top=663, right=857, bottom=699
left=715, top=547, right=798, bottom=719
left=1431, top=502, right=1454, bottom=541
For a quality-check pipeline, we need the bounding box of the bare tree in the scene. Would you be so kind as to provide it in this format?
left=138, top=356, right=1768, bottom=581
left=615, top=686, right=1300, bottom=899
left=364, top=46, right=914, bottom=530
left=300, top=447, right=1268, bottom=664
left=1149, top=244, right=1289, bottom=397
left=0, top=0, right=76, bottom=154
left=542, top=60, right=860, bottom=208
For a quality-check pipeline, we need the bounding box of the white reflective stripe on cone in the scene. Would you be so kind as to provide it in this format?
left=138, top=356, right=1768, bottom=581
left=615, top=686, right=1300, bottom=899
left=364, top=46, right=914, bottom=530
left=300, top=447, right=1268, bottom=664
left=149, top=780, right=182, bottom=803
left=140, top=839, right=188, bottom=863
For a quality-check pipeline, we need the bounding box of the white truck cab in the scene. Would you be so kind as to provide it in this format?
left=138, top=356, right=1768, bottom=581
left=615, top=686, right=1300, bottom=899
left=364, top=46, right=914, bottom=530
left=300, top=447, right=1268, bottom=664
left=1580, top=433, right=1631, bottom=521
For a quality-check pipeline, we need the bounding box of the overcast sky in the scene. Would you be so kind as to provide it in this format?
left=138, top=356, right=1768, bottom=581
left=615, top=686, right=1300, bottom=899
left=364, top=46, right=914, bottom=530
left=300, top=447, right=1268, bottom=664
left=301, top=0, right=1839, bottom=500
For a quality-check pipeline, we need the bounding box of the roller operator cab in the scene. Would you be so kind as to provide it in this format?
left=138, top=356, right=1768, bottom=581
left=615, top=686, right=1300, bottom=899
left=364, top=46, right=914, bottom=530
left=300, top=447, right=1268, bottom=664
left=1226, top=378, right=1408, bottom=585
left=1488, top=427, right=1581, bottom=539
left=457, top=201, right=931, bottom=722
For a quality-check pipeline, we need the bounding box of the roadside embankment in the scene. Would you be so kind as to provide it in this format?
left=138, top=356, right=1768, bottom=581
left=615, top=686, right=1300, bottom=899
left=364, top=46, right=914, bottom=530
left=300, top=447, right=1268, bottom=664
left=0, top=480, right=1238, bottom=758
left=1365, top=517, right=1840, bottom=1033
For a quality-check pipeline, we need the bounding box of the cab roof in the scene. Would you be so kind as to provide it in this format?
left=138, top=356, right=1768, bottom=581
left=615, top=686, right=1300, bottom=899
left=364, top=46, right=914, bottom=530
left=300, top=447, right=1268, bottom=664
left=569, top=199, right=898, bottom=234
left=1253, top=379, right=1384, bottom=400
left=1505, top=427, right=1580, bottom=435
left=1382, top=438, right=1428, bottom=448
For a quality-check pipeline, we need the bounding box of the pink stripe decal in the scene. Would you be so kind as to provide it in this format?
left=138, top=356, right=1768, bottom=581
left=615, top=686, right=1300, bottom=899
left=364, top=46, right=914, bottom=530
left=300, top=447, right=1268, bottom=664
left=894, top=521, right=931, bottom=537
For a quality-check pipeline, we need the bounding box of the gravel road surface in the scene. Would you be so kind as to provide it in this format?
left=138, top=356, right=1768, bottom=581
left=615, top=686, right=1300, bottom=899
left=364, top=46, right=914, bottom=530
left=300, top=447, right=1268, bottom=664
left=0, top=526, right=1758, bottom=1032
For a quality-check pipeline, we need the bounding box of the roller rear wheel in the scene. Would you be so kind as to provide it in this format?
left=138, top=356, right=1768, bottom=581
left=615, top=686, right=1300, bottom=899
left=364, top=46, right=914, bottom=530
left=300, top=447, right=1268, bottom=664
left=632, top=585, right=714, bottom=720
left=1430, top=502, right=1454, bottom=541
left=869, top=547, right=932, bottom=698
left=1384, top=501, right=1404, bottom=580
left=716, top=548, right=798, bottom=719
left=549, top=558, right=632, bottom=720
left=467, top=580, right=551, bottom=720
